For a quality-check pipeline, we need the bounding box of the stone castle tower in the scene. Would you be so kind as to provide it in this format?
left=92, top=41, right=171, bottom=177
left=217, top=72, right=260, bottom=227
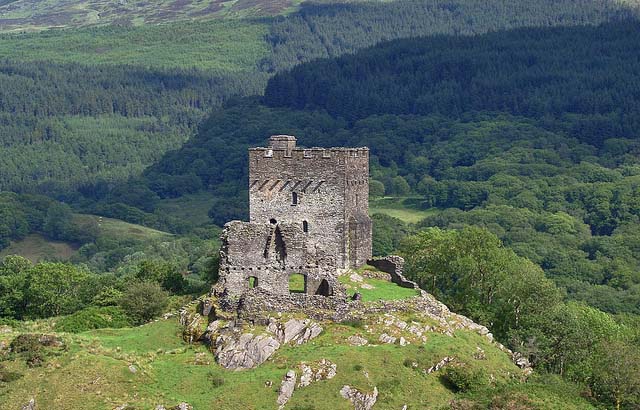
left=216, top=135, right=371, bottom=300
left=249, top=135, right=372, bottom=268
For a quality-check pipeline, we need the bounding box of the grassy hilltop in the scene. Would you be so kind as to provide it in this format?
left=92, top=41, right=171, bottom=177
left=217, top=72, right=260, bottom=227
left=0, top=282, right=593, bottom=410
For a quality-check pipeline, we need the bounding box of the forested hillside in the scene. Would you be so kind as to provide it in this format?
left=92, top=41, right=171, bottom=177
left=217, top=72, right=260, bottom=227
left=1, top=0, right=637, bottom=205
left=140, top=22, right=640, bottom=317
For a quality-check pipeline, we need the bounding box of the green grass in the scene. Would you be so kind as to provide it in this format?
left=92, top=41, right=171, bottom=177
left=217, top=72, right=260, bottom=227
left=288, top=273, right=306, bottom=293
left=0, top=316, right=595, bottom=409
left=339, top=272, right=420, bottom=302
left=0, top=20, right=270, bottom=71
left=369, top=197, right=435, bottom=224
left=0, top=233, right=78, bottom=262
left=0, top=214, right=171, bottom=262
left=156, top=192, right=217, bottom=228
left=74, top=214, right=172, bottom=242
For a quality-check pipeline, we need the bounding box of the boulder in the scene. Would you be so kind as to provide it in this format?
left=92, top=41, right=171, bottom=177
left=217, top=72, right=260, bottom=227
left=340, top=385, right=378, bottom=410
left=347, top=335, right=368, bottom=346
left=21, top=399, right=36, bottom=410
left=378, top=333, right=396, bottom=344
left=267, top=318, right=323, bottom=345
left=277, top=370, right=296, bottom=409
left=215, top=333, right=281, bottom=370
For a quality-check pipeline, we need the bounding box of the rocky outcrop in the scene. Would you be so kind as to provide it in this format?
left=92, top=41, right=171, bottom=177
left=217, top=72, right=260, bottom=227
left=277, top=370, right=296, bottom=409
left=347, top=335, right=368, bottom=346
left=267, top=318, right=323, bottom=345
left=426, top=357, right=455, bottom=374
left=298, top=359, right=337, bottom=388
left=215, top=333, right=281, bottom=370
left=155, top=403, right=193, bottom=410
left=21, top=399, right=36, bottom=410
left=340, top=386, right=378, bottom=410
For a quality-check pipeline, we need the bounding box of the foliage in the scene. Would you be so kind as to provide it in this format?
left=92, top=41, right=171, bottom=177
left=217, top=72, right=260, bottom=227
left=24, top=262, right=90, bottom=318
left=442, top=364, right=487, bottom=393
left=55, top=306, right=131, bottom=333
left=118, top=281, right=169, bottom=325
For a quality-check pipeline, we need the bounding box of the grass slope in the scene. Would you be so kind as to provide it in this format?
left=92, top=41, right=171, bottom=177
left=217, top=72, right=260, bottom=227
left=0, top=20, right=269, bottom=70
left=0, top=0, right=303, bottom=32
left=0, top=214, right=171, bottom=262
left=0, top=315, right=594, bottom=409
left=370, top=197, right=433, bottom=224
left=0, top=233, right=78, bottom=262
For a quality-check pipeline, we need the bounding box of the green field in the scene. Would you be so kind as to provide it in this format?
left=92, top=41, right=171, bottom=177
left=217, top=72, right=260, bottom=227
left=369, top=197, right=434, bottom=224
left=0, top=20, right=269, bottom=70
left=0, top=215, right=171, bottom=262
left=156, top=192, right=217, bottom=228
left=74, top=214, right=172, bottom=241
left=0, top=233, right=78, bottom=262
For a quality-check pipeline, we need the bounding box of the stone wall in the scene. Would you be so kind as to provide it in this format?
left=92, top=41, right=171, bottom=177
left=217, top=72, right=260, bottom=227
left=249, top=135, right=371, bottom=269
left=367, top=256, right=419, bottom=289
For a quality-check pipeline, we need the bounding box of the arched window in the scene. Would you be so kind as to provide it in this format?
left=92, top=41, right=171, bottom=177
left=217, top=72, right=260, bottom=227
left=303, top=220, right=309, bottom=233
left=270, top=218, right=277, bottom=225
left=292, top=192, right=298, bottom=205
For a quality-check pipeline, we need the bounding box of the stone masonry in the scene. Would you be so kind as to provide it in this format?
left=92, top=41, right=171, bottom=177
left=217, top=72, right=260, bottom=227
left=215, top=135, right=372, bottom=303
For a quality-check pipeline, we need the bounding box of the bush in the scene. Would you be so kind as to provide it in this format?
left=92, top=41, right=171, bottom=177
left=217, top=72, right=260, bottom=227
left=0, top=364, right=22, bottom=383
left=118, top=281, right=169, bottom=325
left=208, top=372, right=225, bottom=388
left=56, top=306, right=131, bottom=333
left=442, top=364, right=487, bottom=393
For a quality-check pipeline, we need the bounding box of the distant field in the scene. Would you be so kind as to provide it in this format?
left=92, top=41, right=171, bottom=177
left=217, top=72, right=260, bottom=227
left=0, top=233, right=78, bottom=262
left=369, top=197, right=433, bottom=224
left=0, top=0, right=303, bottom=32
left=74, top=214, right=172, bottom=241
left=0, top=215, right=171, bottom=262
left=156, top=192, right=216, bottom=228
left=0, top=19, right=269, bottom=70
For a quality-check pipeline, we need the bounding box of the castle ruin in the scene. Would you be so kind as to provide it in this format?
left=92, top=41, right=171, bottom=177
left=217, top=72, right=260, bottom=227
left=216, top=135, right=372, bottom=304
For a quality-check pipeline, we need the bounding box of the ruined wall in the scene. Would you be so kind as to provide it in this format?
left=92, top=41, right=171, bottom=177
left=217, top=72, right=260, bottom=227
left=367, top=256, right=419, bottom=289
left=218, top=220, right=342, bottom=299
left=249, top=135, right=371, bottom=269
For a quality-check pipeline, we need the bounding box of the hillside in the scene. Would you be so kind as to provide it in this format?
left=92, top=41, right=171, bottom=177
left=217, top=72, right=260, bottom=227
left=0, top=0, right=301, bottom=32
left=0, top=281, right=594, bottom=409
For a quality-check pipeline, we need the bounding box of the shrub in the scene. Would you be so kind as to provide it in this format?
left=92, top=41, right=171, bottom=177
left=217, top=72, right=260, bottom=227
left=56, top=306, right=131, bottom=333
left=0, top=364, right=22, bottom=383
left=118, top=281, right=169, bottom=325
left=353, top=364, right=364, bottom=371
left=442, top=364, right=487, bottom=393
left=208, top=372, right=225, bottom=388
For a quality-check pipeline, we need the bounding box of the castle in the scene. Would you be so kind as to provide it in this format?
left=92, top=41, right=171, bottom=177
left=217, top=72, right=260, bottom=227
left=216, top=135, right=372, bottom=303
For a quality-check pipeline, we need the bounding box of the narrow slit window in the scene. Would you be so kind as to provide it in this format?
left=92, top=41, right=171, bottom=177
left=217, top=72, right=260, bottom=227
left=303, top=220, right=309, bottom=233
left=292, top=192, right=298, bottom=205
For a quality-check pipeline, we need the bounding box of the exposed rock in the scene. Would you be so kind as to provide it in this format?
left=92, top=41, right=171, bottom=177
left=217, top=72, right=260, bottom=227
left=155, top=406, right=167, bottom=410
left=277, top=370, right=296, bottom=409
left=426, top=357, right=454, bottom=374
left=182, top=313, right=204, bottom=344
left=0, top=325, right=12, bottom=334
left=298, top=359, right=337, bottom=388
left=474, top=347, right=486, bottom=360
left=267, top=318, right=322, bottom=345
left=215, top=333, right=281, bottom=369
left=194, top=352, right=210, bottom=365
left=347, top=335, right=368, bottom=346
left=128, top=365, right=137, bottom=373
left=21, top=399, right=36, bottom=410
left=360, top=283, right=374, bottom=290
left=399, top=337, right=408, bottom=346
left=351, top=293, right=362, bottom=301
left=379, top=333, right=396, bottom=344
left=174, top=403, right=193, bottom=410
left=340, top=385, right=378, bottom=410
left=349, top=273, right=364, bottom=283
